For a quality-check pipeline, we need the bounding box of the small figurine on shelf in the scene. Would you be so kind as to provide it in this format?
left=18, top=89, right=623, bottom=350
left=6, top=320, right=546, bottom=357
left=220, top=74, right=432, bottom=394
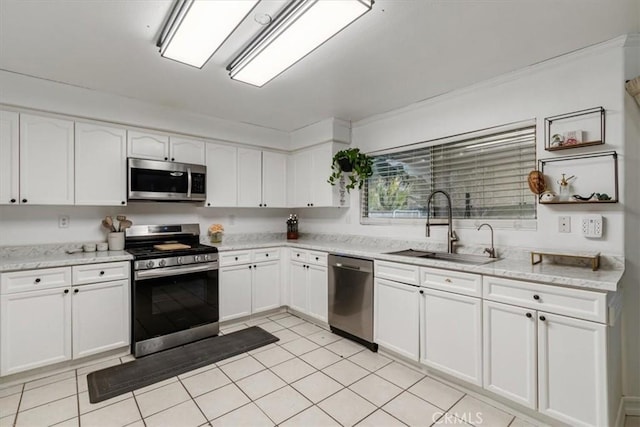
left=563, top=130, right=583, bottom=146
left=595, top=193, right=612, bottom=201
left=208, top=224, right=224, bottom=244
left=551, top=134, right=564, bottom=148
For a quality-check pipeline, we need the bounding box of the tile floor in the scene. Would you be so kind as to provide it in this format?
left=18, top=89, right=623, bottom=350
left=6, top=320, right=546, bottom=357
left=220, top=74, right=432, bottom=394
left=0, top=312, right=630, bottom=427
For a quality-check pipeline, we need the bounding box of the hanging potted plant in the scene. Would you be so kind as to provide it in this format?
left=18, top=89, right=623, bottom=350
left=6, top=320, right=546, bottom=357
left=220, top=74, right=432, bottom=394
left=327, top=147, right=373, bottom=192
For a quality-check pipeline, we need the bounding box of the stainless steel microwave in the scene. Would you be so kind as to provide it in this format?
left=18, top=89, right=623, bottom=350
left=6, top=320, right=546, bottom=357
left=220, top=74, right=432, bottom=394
left=128, top=158, right=206, bottom=202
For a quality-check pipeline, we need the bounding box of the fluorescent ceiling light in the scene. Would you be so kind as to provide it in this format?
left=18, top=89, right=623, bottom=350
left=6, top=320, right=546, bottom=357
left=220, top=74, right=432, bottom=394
left=159, top=0, right=258, bottom=68
left=228, top=0, right=373, bottom=87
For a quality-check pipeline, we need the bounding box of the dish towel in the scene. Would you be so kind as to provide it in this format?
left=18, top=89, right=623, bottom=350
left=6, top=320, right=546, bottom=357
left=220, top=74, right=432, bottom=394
left=626, top=76, right=640, bottom=107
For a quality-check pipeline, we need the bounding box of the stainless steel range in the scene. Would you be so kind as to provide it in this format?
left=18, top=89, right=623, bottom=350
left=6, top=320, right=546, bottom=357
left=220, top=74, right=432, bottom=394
left=126, top=224, right=219, bottom=357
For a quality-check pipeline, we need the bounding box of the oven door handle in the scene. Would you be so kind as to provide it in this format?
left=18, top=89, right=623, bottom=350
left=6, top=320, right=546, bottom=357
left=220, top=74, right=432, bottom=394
left=187, top=167, right=192, bottom=198
left=135, top=262, right=218, bottom=281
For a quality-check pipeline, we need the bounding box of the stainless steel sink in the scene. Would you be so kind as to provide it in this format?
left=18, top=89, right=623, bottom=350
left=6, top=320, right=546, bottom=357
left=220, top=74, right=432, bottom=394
left=385, top=249, right=497, bottom=265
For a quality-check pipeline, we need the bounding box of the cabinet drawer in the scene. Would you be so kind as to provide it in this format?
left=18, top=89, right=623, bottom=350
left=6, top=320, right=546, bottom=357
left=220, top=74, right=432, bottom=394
left=375, top=260, right=420, bottom=286
left=1, top=267, right=71, bottom=294
left=307, top=251, right=327, bottom=266
left=72, top=261, right=129, bottom=285
left=483, top=276, right=607, bottom=323
left=219, top=250, right=252, bottom=267
left=253, top=248, right=280, bottom=263
left=290, top=249, right=308, bottom=262
left=420, top=266, right=482, bottom=297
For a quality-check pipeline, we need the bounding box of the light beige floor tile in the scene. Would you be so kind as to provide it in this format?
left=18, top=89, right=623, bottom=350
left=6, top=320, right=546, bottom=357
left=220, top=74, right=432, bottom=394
left=24, top=370, right=75, bottom=391
left=52, top=416, right=79, bottom=427
left=274, top=316, right=307, bottom=328
left=219, top=356, right=265, bottom=381
left=318, top=388, right=376, bottom=427
left=281, top=337, right=320, bottom=356
left=144, top=400, right=207, bottom=427
left=322, top=359, right=369, bottom=386
left=252, top=346, right=294, bottom=368
left=627, top=417, right=640, bottom=427
left=270, top=358, right=317, bottom=383
left=19, top=377, right=77, bottom=411
left=210, top=402, right=274, bottom=427
left=195, top=383, right=250, bottom=421
left=433, top=413, right=474, bottom=425
left=408, top=376, right=464, bottom=411
left=291, top=372, right=343, bottom=404
left=307, top=330, right=342, bottom=347
left=178, top=362, right=219, bottom=380
left=375, top=362, right=425, bottom=389
left=300, top=348, right=342, bottom=370
left=325, top=339, right=366, bottom=358
left=280, top=405, right=341, bottom=427
left=291, top=322, right=324, bottom=336
left=256, top=321, right=285, bottom=333
left=15, top=395, right=77, bottom=427
left=0, top=414, right=15, bottom=427
left=215, top=352, right=248, bottom=367
left=356, top=409, right=407, bottom=427
left=78, top=390, right=132, bottom=414
left=0, top=384, right=22, bottom=399
left=268, top=312, right=291, bottom=321
left=348, top=350, right=392, bottom=372
left=132, top=377, right=178, bottom=396
left=248, top=343, right=278, bottom=355
left=271, top=328, right=301, bottom=344
left=449, top=395, right=514, bottom=427
left=79, top=397, right=141, bottom=427
left=383, top=391, right=442, bottom=427
left=350, top=374, right=403, bottom=407
left=135, top=381, right=191, bottom=418
left=124, top=421, right=146, bottom=427
left=235, top=370, right=286, bottom=400
left=254, top=386, right=311, bottom=424
left=181, top=367, right=231, bottom=397
left=0, top=392, right=21, bottom=417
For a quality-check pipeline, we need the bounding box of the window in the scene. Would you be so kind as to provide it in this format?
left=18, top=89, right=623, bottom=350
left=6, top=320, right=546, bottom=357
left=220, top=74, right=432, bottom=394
left=361, top=124, right=536, bottom=222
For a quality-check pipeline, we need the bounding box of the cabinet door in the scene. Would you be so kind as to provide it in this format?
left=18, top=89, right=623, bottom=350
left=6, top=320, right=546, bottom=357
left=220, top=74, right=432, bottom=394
left=420, top=288, right=482, bottom=386
left=252, top=261, right=280, bottom=313
left=262, top=151, right=287, bottom=207
left=538, top=312, right=607, bottom=427
left=483, top=301, right=537, bottom=409
left=219, top=264, right=252, bottom=321
left=289, top=261, right=308, bottom=313
left=72, top=280, right=130, bottom=359
left=170, top=136, right=205, bottom=165
left=288, top=150, right=311, bottom=207
left=20, top=114, right=74, bottom=205
left=205, top=143, right=237, bottom=207
left=237, top=148, right=262, bottom=207
left=1, top=287, right=72, bottom=375
left=127, top=130, right=169, bottom=161
left=307, top=264, right=328, bottom=322
left=75, top=123, right=127, bottom=206
left=374, top=278, right=419, bottom=361
left=309, top=144, right=334, bottom=207
left=0, top=111, right=19, bottom=205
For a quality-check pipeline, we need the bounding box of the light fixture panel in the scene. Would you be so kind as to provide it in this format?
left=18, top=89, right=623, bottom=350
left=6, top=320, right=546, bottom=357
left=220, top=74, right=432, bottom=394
left=229, top=0, right=373, bottom=86
left=160, top=0, right=259, bottom=68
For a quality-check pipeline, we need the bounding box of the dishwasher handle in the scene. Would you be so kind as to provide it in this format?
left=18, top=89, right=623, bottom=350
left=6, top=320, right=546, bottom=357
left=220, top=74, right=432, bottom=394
left=329, top=254, right=373, bottom=273
left=335, top=263, right=361, bottom=271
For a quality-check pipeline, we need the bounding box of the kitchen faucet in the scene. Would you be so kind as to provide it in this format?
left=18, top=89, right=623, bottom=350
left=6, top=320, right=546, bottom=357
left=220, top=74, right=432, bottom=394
left=477, top=223, right=496, bottom=258
left=425, top=190, right=458, bottom=253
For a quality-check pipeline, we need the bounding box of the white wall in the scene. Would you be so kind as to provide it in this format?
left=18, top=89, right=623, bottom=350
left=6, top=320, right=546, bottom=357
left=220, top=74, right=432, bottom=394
left=298, top=37, right=629, bottom=257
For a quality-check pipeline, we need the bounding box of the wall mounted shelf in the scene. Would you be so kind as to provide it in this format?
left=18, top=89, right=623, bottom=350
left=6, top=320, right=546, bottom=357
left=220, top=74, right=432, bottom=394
left=544, top=107, right=605, bottom=151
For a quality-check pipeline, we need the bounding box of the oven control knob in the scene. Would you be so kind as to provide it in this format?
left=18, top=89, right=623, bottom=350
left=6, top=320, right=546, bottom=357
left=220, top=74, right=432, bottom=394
left=194, top=255, right=201, bottom=263
left=146, top=260, right=155, bottom=269
left=159, top=259, right=166, bottom=267
left=177, top=257, right=183, bottom=265
left=203, top=254, right=209, bottom=261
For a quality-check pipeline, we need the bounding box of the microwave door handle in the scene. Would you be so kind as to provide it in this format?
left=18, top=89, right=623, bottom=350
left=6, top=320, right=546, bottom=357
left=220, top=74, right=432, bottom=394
left=187, top=167, right=192, bottom=198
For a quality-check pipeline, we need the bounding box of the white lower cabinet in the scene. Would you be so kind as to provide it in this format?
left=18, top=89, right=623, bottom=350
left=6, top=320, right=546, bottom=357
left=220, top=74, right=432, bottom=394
left=219, top=250, right=281, bottom=321
left=288, top=250, right=328, bottom=322
left=420, top=287, right=482, bottom=386
left=374, top=278, right=420, bottom=361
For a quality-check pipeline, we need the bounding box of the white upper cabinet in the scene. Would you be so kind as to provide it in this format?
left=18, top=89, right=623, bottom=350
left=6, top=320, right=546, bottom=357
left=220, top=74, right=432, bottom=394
left=20, top=114, right=74, bottom=205
left=237, top=148, right=263, bottom=207
left=75, top=122, right=127, bottom=206
left=205, top=142, right=237, bottom=207
left=169, top=136, right=205, bottom=165
left=288, top=142, right=348, bottom=208
left=0, top=111, right=19, bottom=205
left=127, top=130, right=170, bottom=161
left=262, top=151, right=287, bottom=208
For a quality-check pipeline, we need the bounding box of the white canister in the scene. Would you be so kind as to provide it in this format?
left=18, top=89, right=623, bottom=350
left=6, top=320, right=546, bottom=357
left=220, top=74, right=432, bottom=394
left=108, top=232, right=125, bottom=251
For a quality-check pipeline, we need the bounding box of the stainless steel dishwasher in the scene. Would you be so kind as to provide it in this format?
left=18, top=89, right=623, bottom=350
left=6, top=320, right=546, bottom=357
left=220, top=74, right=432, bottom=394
left=328, top=254, right=377, bottom=351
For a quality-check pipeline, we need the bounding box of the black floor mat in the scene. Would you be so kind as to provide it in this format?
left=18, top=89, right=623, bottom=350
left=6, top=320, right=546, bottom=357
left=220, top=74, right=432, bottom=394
left=87, top=326, right=278, bottom=403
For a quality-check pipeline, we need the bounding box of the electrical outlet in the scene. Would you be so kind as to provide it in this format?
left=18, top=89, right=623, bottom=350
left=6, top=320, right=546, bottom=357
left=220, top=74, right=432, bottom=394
left=58, top=215, right=70, bottom=228
left=229, top=214, right=236, bottom=226
left=582, top=215, right=603, bottom=238
left=558, top=216, right=571, bottom=233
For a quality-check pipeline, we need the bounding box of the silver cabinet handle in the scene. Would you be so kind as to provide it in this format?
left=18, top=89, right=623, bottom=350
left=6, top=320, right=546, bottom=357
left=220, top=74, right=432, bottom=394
left=187, top=167, right=192, bottom=198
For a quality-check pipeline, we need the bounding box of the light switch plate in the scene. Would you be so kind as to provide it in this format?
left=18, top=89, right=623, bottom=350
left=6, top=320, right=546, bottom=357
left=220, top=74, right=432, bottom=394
left=582, top=215, right=603, bottom=238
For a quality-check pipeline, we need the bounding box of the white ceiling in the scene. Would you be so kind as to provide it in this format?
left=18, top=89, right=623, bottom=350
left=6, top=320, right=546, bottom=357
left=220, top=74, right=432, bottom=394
left=0, top=0, right=638, bottom=132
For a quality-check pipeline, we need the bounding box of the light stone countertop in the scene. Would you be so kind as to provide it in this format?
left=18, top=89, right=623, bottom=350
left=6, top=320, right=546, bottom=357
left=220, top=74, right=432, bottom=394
left=0, top=250, right=133, bottom=272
